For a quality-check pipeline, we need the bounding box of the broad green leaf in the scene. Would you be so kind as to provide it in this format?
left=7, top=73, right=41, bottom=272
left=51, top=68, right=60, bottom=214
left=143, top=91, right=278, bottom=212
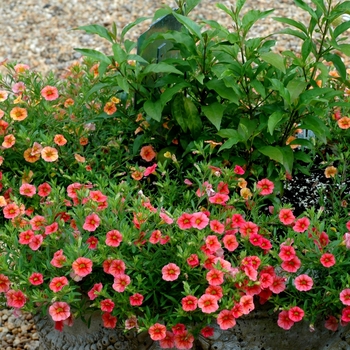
left=160, top=83, right=189, bottom=106
left=172, top=94, right=188, bottom=132
left=294, top=151, right=313, bottom=163
left=242, top=9, right=274, bottom=34
left=184, top=98, right=202, bottom=137
left=269, top=79, right=290, bottom=104
left=202, top=102, right=226, bottom=131
left=294, top=0, right=318, bottom=21
left=279, top=146, right=294, bottom=174
left=112, top=43, right=127, bottom=64
left=127, top=54, right=149, bottom=65
left=301, top=38, right=313, bottom=61
left=272, top=17, right=308, bottom=34
left=74, top=48, right=112, bottom=65
left=116, top=75, right=129, bottom=93
left=143, top=63, right=183, bottom=75
left=333, top=21, right=350, bottom=39
left=299, top=115, right=330, bottom=144
left=133, top=134, right=145, bottom=156
left=337, top=44, right=350, bottom=57
left=184, top=0, right=201, bottom=15
left=250, top=79, right=266, bottom=98
left=268, top=111, right=284, bottom=135
left=206, top=79, right=239, bottom=105
left=121, top=17, right=150, bottom=42
left=218, top=137, right=241, bottom=152
left=259, top=146, right=284, bottom=166
left=286, top=80, right=308, bottom=103
left=238, top=118, right=258, bottom=142
left=173, top=12, right=202, bottom=39
left=260, top=52, right=286, bottom=73
left=217, top=129, right=241, bottom=139
left=144, top=100, right=164, bottom=122
left=324, top=53, right=346, bottom=81
left=75, top=24, right=114, bottom=43
left=85, top=83, right=110, bottom=100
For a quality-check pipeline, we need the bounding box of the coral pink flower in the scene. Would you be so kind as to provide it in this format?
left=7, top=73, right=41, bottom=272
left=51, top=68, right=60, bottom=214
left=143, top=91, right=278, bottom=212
left=159, top=212, right=173, bottom=224
left=41, top=85, right=59, bottom=101
left=293, top=217, right=310, bottom=233
left=320, top=253, right=336, bottom=268
left=54, top=134, right=67, bottom=146
left=340, top=289, right=350, bottom=306
left=217, top=181, right=229, bottom=195
left=205, top=285, right=223, bottom=300
left=239, top=221, right=258, bottom=237
left=89, top=190, right=107, bottom=203
left=181, top=295, right=198, bottom=311
left=279, top=208, right=295, bottom=225
left=29, top=234, right=44, bottom=251
left=67, top=182, right=82, bottom=198
left=159, top=331, right=175, bottom=348
left=243, top=265, right=258, bottom=281
left=191, top=212, right=209, bottom=229
left=210, top=220, right=225, bottom=234
left=172, top=323, right=186, bottom=335
left=129, top=293, right=144, bottom=306
left=102, top=312, right=117, bottom=328
left=19, top=183, right=36, bottom=197
left=41, top=146, right=58, bottom=162
left=45, top=222, right=59, bottom=236
left=19, top=229, right=34, bottom=245
left=258, top=289, right=273, bottom=305
left=187, top=254, right=200, bottom=268
left=10, top=107, right=27, bottom=121
left=140, top=145, right=156, bottom=162
left=0, top=90, right=8, bottom=101
left=177, top=213, right=193, bottom=230
left=108, top=259, right=126, bottom=277
left=112, top=274, right=131, bottom=292
left=50, top=250, right=67, bottom=268
left=144, top=163, right=157, bottom=176
left=223, top=234, right=239, bottom=251
left=325, top=316, right=339, bottom=332
left=28, top=273, right=43, bottom=286
left=259, top=273, right=274, bottom=289
left=105, top=230, right=122, bottom=247
left=260, top=237, right=272, bottom=251
left=277, top=310, right=294, bottom=330
left=208, top=193, right=229, bottom=205
left=217, top=309, right=236, bottom=330
left=72, top=257, right=93, bottom=277
left=256, top=178, right=274, bottom=195
left=49, top=276, right=69, bottom=292
left=231, top=303, right=244, bottom=318
left=3, top=203, right=20, bottom=219
left=174, top=331, right=194, bottom=349
left=200, top=326, right=214, bottom=338
left=125, top=315, right=138, bottom=330
left=279, top=245, right=296, bottom=261
left=83, top=213, right=100, bottom=232
left=0, top=274, right=11, bottom=293
left=206, top=269, right=224, bottom=286
left=87, top=283, right=103, bottom=300
left=234, top=165, right=245, bottom=175
left=198, top=294, right=219, bottom=313
left=231, top=213, right=246, bottom=227
left=240, top=295, right=255, bottom=314
left=162, top=263, right=180, bottom=281
left=281, top=256, right=301, bottom=273
left=205, top=235, right=221, bottom=253
left=30, top=215, right=46, bottom=231
left=249, top=233, right=263, bottom=247
left=86, top=236, right=98, bottom=249
left=49, top=302, right=70, bottom=322
left=6, top=290, right=26, bottom=308
left=341, top=307, right=350, bottom=322
left=149, top=229, right=162, bottom=244
left=269, top=276, right=286, bottom=294
left=100, top=299, right=115, bottom=312
left=288, top=306, right=304, bottom=322
left=294, top=274, right=313, bottom=291
left=337, top=116, right=350, bottom=129
left=148, top=323, right=167, bottom=341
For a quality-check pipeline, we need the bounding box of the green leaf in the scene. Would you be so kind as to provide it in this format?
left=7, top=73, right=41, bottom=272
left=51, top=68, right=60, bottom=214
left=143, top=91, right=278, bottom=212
left=183, top=98, right=202, bottom=138
left=74, top=48, right=111, bottom=65
left=294, top=151, right=312, bottom=163
left=115, top=75, right=129, bottom=93
left=160, top=83, right=189, bottom=106
left=238, top=118, right=258, bottom=142
left=279, top=146, right=294, bottom=174
left=172, top=12, right=202, bottom=39
left=268, top=111, right=284, bottom=135
left=202, top=102, right=226, bottom=131
left=324, top=53, right=347, bottom=81
left=276, top=28, right=308, bottom=41
left=112, top=43, right=127, bottom=64
left=301, top=38, right=313, bottom=61
left=242, top=9, right=274, bottom=34
left=85, top=83, right=110, bottom=100
left=299, top=115, right=330, bottom=144
left=259, top=145, right=293, bottom=171
left=217, top=129, right=241, bottom=139
left=121, top=17, right=150, bottom=42
left=218, top=136, right=242, bottom=152
left=143, top=63, right=183, bottom=75
left=333, top=21, right=350, bottom=39
left=260, top=52, right=286, bottom=73
left=269, top=79, right=290, bottom=104
left=250, top=79, right=266, bottom=98
left=294, top=0, right=318, bottom=21
left=74, top=24, right=114, bottom=43
left=206, top=79, right=239, bottom=104
left=172, top=94, right=188, bottom=132
left=184, top=0, right=201, bottom=15
left=272, top=17, right=308, bottom=34
left=335, top=44, right=350, bottom=57
left=144, top=100, right=164, bottom=122
left=286, top=80, right=308, bottom=103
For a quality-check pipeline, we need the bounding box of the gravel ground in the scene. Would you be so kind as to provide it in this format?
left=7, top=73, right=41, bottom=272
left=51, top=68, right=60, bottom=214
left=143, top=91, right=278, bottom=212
left=0, top=0, right=347, bottom=349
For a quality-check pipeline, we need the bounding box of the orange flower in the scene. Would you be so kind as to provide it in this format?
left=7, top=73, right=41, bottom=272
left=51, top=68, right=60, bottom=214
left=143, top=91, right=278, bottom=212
left=41, top=85, right=59, bottom=101
left=79, top=137, right=88, bottom=146
left=14, top=64, right=30, bottom=73
left=0, top=109, right=4, bottom=119
left=2, top=134, right=16, bottom=148
left=31, top=142, right=43, bottom=155
left=240, top=187, right=252, bottom=200
left=64, top=98, right=74, bottom=108
left=0, top=120, right=9, bottom=135
left=0, top=196, right=7, bottom=207
left=54, top=134, right=67, bottom=146
left=329, top=70, right=340, bottom=78
left=10, top=107, right=27, bottom=121
left=131, top=170, right=143, bottom=181
left=104, top=102, right=117, bottom=115
left=140, top=145, right=156, bottom=162
left=237, top=178, right=247, bottom=189
left=337, top=117, right=350, bottom=129
left=74, top=154, right=86, bottom=163
left=286, top=136, right=300, bottom=149
left=324, top=166, right=337, bottom=178
left=41, top=147, right=58, bottom=162
left=0, top=91, right=8, bottom=102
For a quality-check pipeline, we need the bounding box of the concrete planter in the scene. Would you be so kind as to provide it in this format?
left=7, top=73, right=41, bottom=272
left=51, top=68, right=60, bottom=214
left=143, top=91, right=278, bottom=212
left=34, top=305, right=350, bottom=350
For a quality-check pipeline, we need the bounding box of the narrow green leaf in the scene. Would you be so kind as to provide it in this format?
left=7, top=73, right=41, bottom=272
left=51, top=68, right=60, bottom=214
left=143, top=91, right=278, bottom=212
left=112, top=43, right=127, bottom=64
left=276, top=28, right=308, bottom=40
left=260, top=52, right=286, bottom=73
left=85, top=83, right=110, bottom=100
left=173, top=12, right=202, bottom=39
left=121, top=17, right=150, bottom=42
left=116, top=76, right=129, bottom=93
left=217, top=129, right=241, bottom=139
left=333, top=20, right=350, bottom=39
left=184, top=0, right=201, bottom=15
left=250, top=79, right=266, bottom=98
left=218, top=137, right=241, bottom=152
left=242, top=9, right=274, bottom=34
left=74, top=48, right=111, bottom=65
left=324, top=53, right=346, bottom=81
left=74, top=24, right=114, bottom=43
left=301, top=38, right=313, bottom=61
left=202, top=102, right=226, bottom=131
left=216, top=3, right=235, bottom=20
left=272, top=17, right=308, bottom=34
left=294, top=0, right=318, bottom=21
left=144, top=100, right=163, bottom=122
left=268, top=111, right=284, bottom=135
left=337, top=44, right=350, bottom=57
left=143, top=63, right=183, bottom=75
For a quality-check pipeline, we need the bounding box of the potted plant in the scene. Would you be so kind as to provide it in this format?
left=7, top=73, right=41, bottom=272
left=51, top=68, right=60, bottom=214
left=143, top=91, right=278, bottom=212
left=1, top=0, right=350, bottom=349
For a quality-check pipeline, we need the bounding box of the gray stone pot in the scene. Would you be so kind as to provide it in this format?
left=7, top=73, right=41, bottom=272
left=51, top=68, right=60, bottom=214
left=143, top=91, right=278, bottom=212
left=34, top=306, right=350, bottom=350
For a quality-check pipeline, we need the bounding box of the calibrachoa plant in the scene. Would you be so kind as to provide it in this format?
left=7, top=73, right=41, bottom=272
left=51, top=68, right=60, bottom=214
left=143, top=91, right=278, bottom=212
left=0, top=0, right=350, bottom=348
